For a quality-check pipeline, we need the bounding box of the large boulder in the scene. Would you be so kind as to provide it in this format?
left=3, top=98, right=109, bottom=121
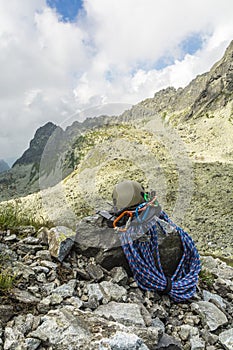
left=74, top=215, right=183, bottom=276
left=47, top=226, right=75, bottom=262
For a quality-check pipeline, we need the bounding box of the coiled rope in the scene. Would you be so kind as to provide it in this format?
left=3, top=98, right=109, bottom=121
left=119, top=211, right=201, bottom=302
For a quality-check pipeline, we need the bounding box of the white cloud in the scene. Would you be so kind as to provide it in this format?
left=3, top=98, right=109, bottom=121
left=0, top=0, right=233, bottom=162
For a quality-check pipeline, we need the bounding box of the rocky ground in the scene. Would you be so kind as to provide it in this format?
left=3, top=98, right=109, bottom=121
left=0, top=225, right=233, bottom=350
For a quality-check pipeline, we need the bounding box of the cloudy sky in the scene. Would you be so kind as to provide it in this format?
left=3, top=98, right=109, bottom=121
left=0, top=0, right=233, bottom=165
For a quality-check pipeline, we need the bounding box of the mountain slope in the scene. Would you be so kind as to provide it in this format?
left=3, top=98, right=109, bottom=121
left=0, top=159, right=10, bottom=173
left=0, top=40, right=232, bottom=259
left=0, top=122, right=63, bottom=201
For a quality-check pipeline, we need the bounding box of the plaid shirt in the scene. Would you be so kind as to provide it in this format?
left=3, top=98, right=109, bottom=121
left=120, top=210, right=201, bottom=302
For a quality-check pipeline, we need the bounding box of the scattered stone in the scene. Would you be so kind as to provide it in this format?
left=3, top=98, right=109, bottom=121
left=12, top=288, right=40, bottom=304
left=87, top=283, right=104, bottom=302
left=65, top=297, right=83, bottom=309
left=155, top=333, right=182, bottom=349
left=190, top=336, right=205, bottom=350
left=35, top=250, right=51, bottom=261
left=3, top=234, right=17, bottom=242
left=95, top=301, right=146, bottom=326
left=110, top=266, right=128, bottom=285
left=40, top=260, right=57, bottom=270
left=0, top=223, right=232, bottom=350
left=12, top=262, right=36, bottom=281
left=100, top=331, right=149, bottom=350
left=100, top=281, right=127, bottom=302
left=48, top=226, right=75, bottom=262
left=52, top=279, right=76, bottom=298
left=21, top=236, right=40, bottom=245
left=201, top=256, right=233, bottom=280
left=203, top=290, right=226, bottom=308
left=86, top=263, right=104, bottom=281
left=0, top=305, right=15, bottom=325
left=24, top=337, right=41, bottom=350
left=18, top=226, right=36, bottom=236
left=179, top=324, right=193, bottom=341
left=74, top=267, right=91, bottom=280
left=151, top=317, right=165, bottom=335
left=191, top=301, right=228, bottom=331
left=37, top=227, right=49, bottom=245
left=219, top=328, right=233, bottom=350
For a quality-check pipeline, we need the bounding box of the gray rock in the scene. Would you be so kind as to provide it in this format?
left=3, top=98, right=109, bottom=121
left=203, top=290, right=226, bottom=308
left=201, top=256, right=233, bottom=280
left=65, top=297, right=83, bottom=309
left=3, top=326, right=23, bottom=350
left=36, top=272, right=47, bottom=283
left=75, top=267, right=91, bottom=280
left=75, top=215, right=183, bottom=276
left=48, top=226, right=75, bottom=262
left=3, top=314, right=40, bottom=350
left=11, top=289, right=40, bottom=304
left=27, top=305, right=161, bottom=349
left=24, top=337, right=41, bottom=350
left=0, top=244, right=18, bottom=265
left=155, top=333, right=182, bottom=349
left=35, top=250, right=52, bottom=261
left=17, top=226, right=36, bottom=236
left=190, top=336, right=205, bottom=350
left=179, top=324, right=193, bottom=341
left=191, top=301, right=228, bottom=331
left=100, top=331, right=149, bottom=350
left=133, top=326, right=162, bottom=350
left=110, top=266, right=128, bottom=285
left=200, top=329, right=218, bottom=346
left=3, top=234, right=17, bottom=242
left=37, top=227, right=49, bottom=245
left=95, top=301, right=145, bottom=326
left=40, top=282, right=56, bottom=296
left=21, top=236, right=40, bottom=245
left=40, top=260, right=57, bottom=270
left=96, top=247, right=132, bottom=274
left=86, top=263, right=104, bottom=281
left=52, top=279, right=76, bottom=298
left=0, top=305, right=15, bottom=325
left=12, top=262, right=35, bottom=282
left=87, top=283, right=104, bottom=302
left=139, top=304, right=152, bottom=327
left=219, top=328, right=233, bottom=350
left=31, top=266, right=49, bottom=274
left=100, top=281, right=127, bottom=302
left=151, top=318, right=165, bottom=335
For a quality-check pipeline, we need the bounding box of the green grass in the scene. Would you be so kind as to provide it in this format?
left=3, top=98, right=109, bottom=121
left=0, top=269, right=16, bottom=292
left=0, top=200, right=53, bottom=230
left=199, top=268, right=215, bottom=288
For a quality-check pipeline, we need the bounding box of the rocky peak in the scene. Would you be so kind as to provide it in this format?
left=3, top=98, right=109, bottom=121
left=13, top=122, right=61, bottom=167
left=188, top=39, right=233, bottom=118
left=0, top=159, right=10, bottom=173
left=140, top=40, right=233, bottom=119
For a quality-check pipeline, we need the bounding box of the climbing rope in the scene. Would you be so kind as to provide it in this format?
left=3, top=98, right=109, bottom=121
left=113, top=195, right=158, bottom=232
left=119, top=210, right=201, bottom=302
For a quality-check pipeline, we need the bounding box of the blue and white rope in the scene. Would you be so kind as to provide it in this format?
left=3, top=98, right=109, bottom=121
left=120, top=211, right=201, bottom=302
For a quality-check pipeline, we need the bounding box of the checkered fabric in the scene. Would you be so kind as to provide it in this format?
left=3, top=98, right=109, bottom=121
left=120, top=210, right=201, bottom=302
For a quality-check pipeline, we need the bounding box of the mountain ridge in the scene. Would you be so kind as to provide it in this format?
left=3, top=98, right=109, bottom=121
left=0, top=40, right=232, bottom=261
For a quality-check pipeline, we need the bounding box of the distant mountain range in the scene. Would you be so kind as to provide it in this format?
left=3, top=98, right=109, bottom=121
left=0, top=159, right=10, bottom=173
left=0, top=40, right=232, bottom=259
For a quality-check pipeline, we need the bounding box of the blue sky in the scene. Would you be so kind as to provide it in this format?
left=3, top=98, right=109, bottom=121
left=46, top=1, right=203, bottom=71
left=47, top=0, right=83, bottom=22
